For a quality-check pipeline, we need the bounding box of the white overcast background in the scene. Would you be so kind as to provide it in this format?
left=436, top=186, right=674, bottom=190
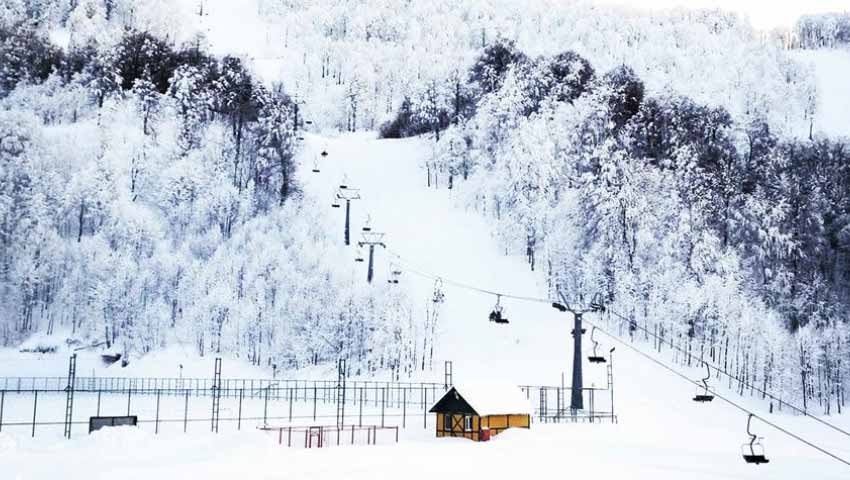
left=593, top=0, right=850, bottom=29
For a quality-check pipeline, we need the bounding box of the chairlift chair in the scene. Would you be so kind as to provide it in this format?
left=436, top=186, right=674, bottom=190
left=387, top=263, right=401, bottom=284
left=489, top=295, right=509, bottom=324
left=432, top=278, right=445, bottom=304
left=741, top=414, right=769, bottom=465
left=692, top=361, right=715, bottom=403
left=587, top=327, right=606, bottom=363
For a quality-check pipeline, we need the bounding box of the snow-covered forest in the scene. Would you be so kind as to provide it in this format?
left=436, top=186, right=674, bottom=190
left=2, top=0, right=850, bottom=409
left=0, top=0, right=420, bottom=375
left=793, top=13, right=850, bottom=50
left=384, top=25, right=850, bottom=410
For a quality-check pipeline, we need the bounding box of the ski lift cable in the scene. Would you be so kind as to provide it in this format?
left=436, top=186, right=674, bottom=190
left=585, top=318, right=850, bottom=469
left=386, top=250, right=552, bottom=304
left=605, top=309, right=850, bottom=440
left=387, top=248, right=850, bottom=443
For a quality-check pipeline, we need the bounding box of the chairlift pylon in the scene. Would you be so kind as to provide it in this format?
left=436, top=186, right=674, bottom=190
left=489, top=295, right=509, bottom=324
left=587, top=327, right=606, bottom=363
left=692, top=361, right=715, bottom=403
left=741, top=414, right=769, bottom=465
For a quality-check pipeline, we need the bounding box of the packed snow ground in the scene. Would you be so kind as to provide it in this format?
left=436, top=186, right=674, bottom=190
left=4, top=134, right=850, bottom=479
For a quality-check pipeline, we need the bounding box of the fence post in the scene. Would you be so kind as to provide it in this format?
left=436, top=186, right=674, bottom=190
left=31, top=390, right=38, bottom=438
left=238, top=388, right=243, bottom=431
left=359, top=387, right=364, bottom=427
left=263, top=387, right=269, bottom=426
left=0, top=390, right=4, bottom=433
left=381, top=388, right=385, bottom=428
left=279, top=428, right=283, bottom=445
left=126, top=388, right=132, bottom=416
left=288, top=388, right=293, bottom=423
left=402, top=388, right=406, bottom=428
left=313, top=385, right=317, bottom=421
left=183, top=389, right=189, bottom=433
left=155, top=389, right=161, bottom=434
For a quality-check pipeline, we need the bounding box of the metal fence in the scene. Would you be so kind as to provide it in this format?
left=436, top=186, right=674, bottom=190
left=0, top=376, right=616, bottom=439
left=0, top=376, right=444, bottom=399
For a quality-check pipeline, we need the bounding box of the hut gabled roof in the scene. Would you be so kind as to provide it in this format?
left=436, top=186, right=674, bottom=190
left=429, top=383, right=532, bottom=416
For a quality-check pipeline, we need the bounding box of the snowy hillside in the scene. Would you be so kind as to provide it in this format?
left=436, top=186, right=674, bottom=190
left=4, top=133, right=850, bottom=479
left=3, top=1, right=850, bottom=479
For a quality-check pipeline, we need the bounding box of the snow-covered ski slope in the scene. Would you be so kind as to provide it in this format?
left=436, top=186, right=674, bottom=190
left=296, top=133, right=850, bottom=478
left=791, top=48, right=850, bottom=139
left=4, top=133, right=850, bottom=479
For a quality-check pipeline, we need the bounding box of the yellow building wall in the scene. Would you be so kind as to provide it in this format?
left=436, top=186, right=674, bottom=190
left=436, top=413, right=530, bottom=441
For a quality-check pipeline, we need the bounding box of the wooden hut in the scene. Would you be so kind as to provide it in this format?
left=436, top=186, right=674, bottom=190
left=429, top=383, right=532, bottom=441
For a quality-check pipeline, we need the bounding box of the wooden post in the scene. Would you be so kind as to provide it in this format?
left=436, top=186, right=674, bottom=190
left=288, top=388, right=293, bottom=422
left=351, top=424, right=355, bottom=444
left=288, top=426, right=292, bottom=447
left=279, top=427, right=283, bottom=445
left=96, top=391, right=101, bottom=416
left=381, top=388, right=385, bottom=427
left=313, top=385, right=317, bottom=421
left=403, top=388, right=407, bottom=428
left=126, top=388, right=132, bottom=416
left=0, top=390, right=4, bottom=433
left=359, top=387, right=364, bottom=427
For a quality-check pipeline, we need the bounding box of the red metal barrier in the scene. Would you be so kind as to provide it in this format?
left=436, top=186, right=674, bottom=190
left=261, top=425, right=399, bottom=448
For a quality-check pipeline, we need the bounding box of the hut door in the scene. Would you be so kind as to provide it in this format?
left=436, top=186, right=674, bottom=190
left=452, top=414, right=465, bottom=436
